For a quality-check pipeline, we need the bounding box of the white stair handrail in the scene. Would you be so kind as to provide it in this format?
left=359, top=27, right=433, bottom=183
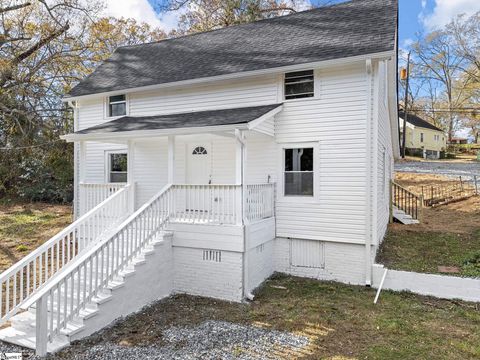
left=0, top=184, right=131, bottom=325
left=28, top=184, right=173, bottom=356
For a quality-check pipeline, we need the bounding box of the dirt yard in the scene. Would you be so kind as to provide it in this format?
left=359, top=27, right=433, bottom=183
left=378, top=172, right=480, bottom=277
left=0, top=202, right=72, bottom=272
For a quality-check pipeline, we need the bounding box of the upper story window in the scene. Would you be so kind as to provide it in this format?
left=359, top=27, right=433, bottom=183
left=108, top=95, right=127, bottom=117
left=284, top=148, right=314, bottom=196
left=284, top=70, right=314, bottom=100
left=420, top=133, right=424, bottom=142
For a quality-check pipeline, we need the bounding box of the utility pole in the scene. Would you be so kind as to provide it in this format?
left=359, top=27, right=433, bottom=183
left=401, top=51, right=411, bottom=159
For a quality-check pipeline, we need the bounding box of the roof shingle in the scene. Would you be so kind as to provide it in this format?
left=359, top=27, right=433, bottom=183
left=74, top=104, right=282, bottom=135
left=68, top=0, right=397, bottom=98
left=399, top=111, right=444, bottom=132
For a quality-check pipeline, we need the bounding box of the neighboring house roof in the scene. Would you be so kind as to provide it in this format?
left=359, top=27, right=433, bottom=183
left=67, top=0, right=397, bottom=98
left=399, top=111, right=444, bottom=132
left=72, top=104, right=282, bottom=137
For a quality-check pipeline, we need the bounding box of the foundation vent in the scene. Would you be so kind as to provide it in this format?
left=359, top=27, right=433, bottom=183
left=203, top=250, right=222, bottom=262
left=290, top=239, right=325, bottom=268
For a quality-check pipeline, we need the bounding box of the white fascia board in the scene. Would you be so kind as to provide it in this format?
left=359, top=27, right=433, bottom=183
left=61, top=123, right=249, bottom=142
left=247, top=105, right=283, bottom=131
left=63, top=51, right=395, bottom=102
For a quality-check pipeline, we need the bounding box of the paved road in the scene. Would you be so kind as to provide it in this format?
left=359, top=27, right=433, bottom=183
left=395, top=161, right=480, bottom=178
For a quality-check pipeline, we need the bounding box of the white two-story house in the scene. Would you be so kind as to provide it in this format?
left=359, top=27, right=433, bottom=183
left=0, top=0, right=398, bottom=355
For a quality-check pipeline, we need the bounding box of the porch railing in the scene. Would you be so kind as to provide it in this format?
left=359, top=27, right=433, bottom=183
left=79, top=183, right=127, bottom=215
left=0, top=184, right=131, bottom=326
left=26, top=184, right=173, bottom=355
left=172, top=184, right=242, bottom=225
left=390, top=181, right=422, bottom=222
left=245, top=183, right=275, bottom=222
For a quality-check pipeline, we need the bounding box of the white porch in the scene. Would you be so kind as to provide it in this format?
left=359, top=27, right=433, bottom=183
left=76, top=127, right=277, bottom=227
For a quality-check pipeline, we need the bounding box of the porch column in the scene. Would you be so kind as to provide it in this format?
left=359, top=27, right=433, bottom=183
left=127, top=140, right=135, bottom=213
left=235, top=130, right=246, bottom=225
left=168, top=135, right=175, bottom=184
left=78, top=140, right=86, bottom=216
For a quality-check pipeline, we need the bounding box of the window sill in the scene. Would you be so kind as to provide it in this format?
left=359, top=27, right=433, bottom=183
left=282, top=96, right=318, bottom=104
left=277, top=196, right=318, bottom=204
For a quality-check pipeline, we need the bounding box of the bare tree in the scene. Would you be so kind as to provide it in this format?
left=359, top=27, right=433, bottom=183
left=411, top=29, right=472, bottom=141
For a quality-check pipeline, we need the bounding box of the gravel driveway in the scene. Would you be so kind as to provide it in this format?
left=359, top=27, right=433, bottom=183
left=395, top=161, right=480, bottom=178
left=0, top=295, right=311, bottom=360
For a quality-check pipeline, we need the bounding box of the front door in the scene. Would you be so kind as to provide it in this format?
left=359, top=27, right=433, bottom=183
left=185, top=144, right=212, bottom=217
left=186, top=144, right=211, bottom=184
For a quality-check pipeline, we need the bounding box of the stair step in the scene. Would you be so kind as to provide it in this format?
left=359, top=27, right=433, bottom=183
left=59, top=321, right=85, bottom=337
left=0, top=230, right=167, bottom=354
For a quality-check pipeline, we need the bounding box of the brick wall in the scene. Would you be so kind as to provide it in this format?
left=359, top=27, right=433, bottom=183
left=274, top=238, right=366, bottom=285
left=246, top=240, right=275, bottom=293
left=173, top=247, right=243, bottom=302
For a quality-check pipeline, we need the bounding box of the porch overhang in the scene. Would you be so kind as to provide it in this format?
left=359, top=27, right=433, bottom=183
left=61, top=104, right=282, bottom=142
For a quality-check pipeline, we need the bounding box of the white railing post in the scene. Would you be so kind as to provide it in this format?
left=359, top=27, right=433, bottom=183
left=127, top=140, right=136, bottom=214
left=35, top=295, right=48, bottom=356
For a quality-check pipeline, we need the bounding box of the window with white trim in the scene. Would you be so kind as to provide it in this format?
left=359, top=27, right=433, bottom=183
left=107, top=152, right=127, bottom=183
left=284, top=70, right=314, bottom=100
left=284, top=148, right=314, bottom=196
left=420, top=132, right=424, bottom=142
left=108, top=95, right=127, bottom=117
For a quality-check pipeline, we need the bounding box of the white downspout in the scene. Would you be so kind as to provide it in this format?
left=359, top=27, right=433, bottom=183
left=235, top=129, right=254, bottom=300
left=365, top=58, right=374, bottom=286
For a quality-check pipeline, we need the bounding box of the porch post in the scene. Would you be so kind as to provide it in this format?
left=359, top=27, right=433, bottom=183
left=127, top=140, right=135, bottom=213
left=79, top=140, right=86, bottom=216
left=168, top=135, right=175, bottom=184
left=235, top=130, right=245, bottom=225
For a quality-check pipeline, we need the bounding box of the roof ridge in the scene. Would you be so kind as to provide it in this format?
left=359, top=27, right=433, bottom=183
left=116, top=0, right=357, bottom=50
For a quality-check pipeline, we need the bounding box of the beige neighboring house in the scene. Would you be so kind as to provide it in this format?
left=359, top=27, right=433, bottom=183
left=399, top=111, right=446, bottom=159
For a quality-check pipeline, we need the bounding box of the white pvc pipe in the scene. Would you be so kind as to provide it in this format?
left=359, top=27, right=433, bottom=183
left=374, top=268, right=388, bottom=304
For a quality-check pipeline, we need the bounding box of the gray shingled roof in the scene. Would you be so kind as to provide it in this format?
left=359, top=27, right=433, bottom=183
left=68, top=0, right=397, bottom=98
left=74, top=104, right=282, bottom=135
left=399, top=111, right=444, bottom=132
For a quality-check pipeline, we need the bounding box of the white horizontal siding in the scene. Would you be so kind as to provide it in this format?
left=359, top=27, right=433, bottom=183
left=275, top=63, right=368, bottom=244
left=245, top=132, right=277, bottom=184
left=129, top=75, right=278, bottom=117
left=134, top=139, right=168, bottom=207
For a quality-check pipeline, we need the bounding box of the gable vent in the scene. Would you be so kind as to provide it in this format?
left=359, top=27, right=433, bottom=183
left=203, top=250, right=222, bottom=262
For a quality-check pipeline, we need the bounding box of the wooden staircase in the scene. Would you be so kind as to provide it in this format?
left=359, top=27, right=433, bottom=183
left=0, top=184, right=174, bottom=356
left=0, top=232, right=171, bottom=354
left=390, top=181, right=422, bottom=225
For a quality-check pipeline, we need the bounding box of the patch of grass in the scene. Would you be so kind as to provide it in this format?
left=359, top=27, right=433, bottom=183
left=15, top=245, right=29, bottom=252
left=377, top=230, right=480, bottom=277
left=462, top=251, right=480, bottom=278
left=0, top=203, right=72, bottom=271
left=51, top=276, right=480, bottom=360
